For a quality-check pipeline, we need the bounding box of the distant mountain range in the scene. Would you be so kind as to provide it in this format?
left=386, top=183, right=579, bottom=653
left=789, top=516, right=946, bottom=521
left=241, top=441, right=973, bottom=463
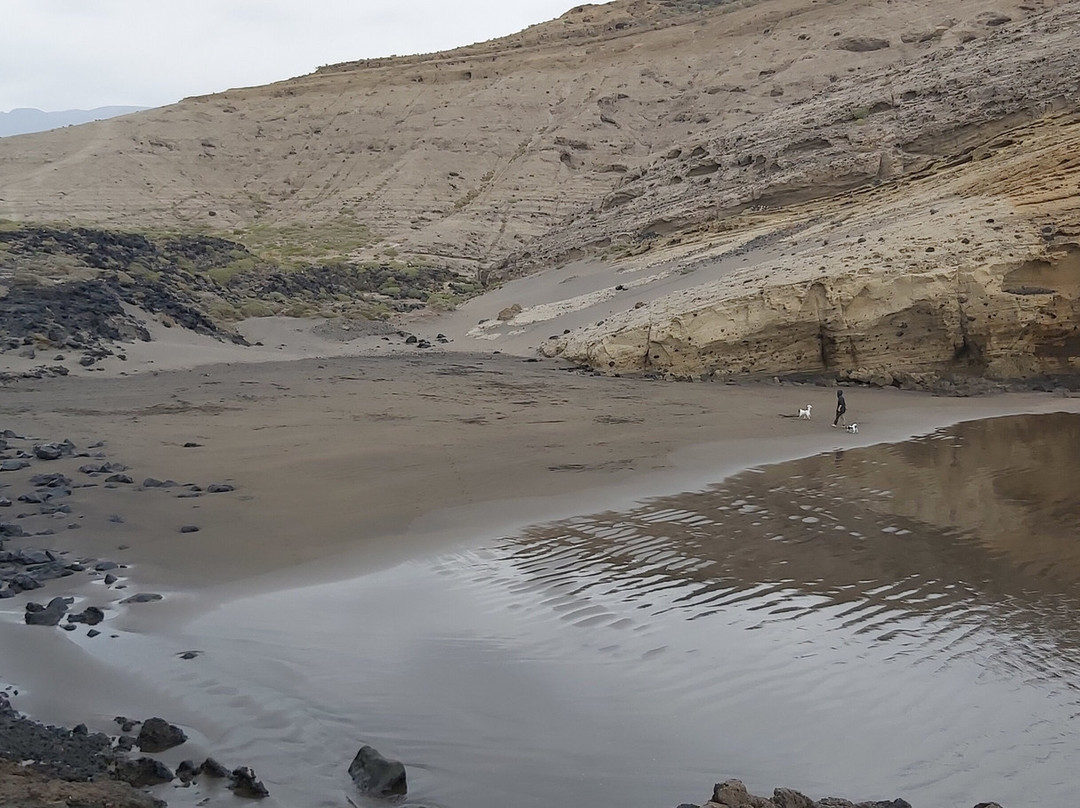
left=0, top=106, right=149, bottom=137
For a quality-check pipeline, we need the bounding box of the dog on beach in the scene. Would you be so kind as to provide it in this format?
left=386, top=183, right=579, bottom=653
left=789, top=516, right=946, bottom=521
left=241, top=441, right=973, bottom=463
left=845, top=423, right=859, bottom=433
left=798, top=404, right=812, bottom=420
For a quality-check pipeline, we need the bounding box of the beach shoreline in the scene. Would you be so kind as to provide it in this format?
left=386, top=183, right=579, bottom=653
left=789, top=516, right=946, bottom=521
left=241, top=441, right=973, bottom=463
left=2, top=333, right=1078, bottom=806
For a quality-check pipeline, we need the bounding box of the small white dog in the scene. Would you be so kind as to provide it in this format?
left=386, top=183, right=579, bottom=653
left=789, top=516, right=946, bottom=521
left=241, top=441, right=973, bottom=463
left=798, top=404, right=812, bottom=420
left=845, top=423, right=859, bottom=433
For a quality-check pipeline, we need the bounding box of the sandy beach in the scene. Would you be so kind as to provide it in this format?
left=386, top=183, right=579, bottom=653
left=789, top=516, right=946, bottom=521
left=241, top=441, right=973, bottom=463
left=2, top=0, right=1078, bottom=802
left=4, top=317, right=1076, bottom=594
left=2, top=319, right=1079, bottom=807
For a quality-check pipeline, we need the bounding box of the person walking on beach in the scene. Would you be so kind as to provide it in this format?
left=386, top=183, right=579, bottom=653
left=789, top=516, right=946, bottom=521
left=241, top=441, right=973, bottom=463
left=832, top=390, right=847, bottom=427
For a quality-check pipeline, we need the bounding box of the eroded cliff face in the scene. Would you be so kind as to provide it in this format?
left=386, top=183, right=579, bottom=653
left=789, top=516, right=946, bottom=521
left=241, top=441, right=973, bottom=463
left=541, top=112, right=1080, bottom=385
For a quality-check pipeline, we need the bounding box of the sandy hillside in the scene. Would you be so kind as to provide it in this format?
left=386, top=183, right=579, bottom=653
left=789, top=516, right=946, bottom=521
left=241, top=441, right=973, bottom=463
left=0, top=0, right=1077, bottom=385
left=0, top=0, right=1071, bottom=271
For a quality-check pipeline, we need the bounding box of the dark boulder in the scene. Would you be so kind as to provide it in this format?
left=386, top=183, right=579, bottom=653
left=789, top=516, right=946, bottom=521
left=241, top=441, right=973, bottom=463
left=24, top=596, right=72, bottom=626
left=17, top=560, right=71, bottom=586
left=0, top=460, right=31, bottom=471
left=114, top=756, right=174, bottom=787
left=17, top=548, right=55, bottom=565
left=229, top=766, right=270, bottom=798
left=68, top=606, right=105, bottom=625
left=29, top=472, right=72, bottom=488
left=199, top=757, right=229, bottom=778
left=78, top=461, right=127, bottom=475
left=136, top=717, right=187, bottom=752
left=206, top=483, right=235, bottom=493
left=33, top=444, right=64, bottom=461
left=348, top=745, right=407, bottom=798
left=8, top=573, right=42, bottom=592
left=176, top=759, right=199, bottom=784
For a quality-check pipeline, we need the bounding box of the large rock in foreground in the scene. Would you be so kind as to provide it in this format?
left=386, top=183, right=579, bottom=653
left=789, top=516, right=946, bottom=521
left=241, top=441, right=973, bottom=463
left=348, top=745, right=407, bottom=798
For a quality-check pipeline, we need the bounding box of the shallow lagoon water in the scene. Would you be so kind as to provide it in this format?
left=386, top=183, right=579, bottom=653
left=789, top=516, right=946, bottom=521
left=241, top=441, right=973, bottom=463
left=33, top=412, right=1080, bottom=807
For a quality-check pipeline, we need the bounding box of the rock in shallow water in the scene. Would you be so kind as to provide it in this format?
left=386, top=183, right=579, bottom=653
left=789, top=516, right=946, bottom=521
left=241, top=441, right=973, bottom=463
left=229, top=766, right=270, bottom=798
left=349, top=744, right=407, bottom=797
left=24, top=596, right=72, bottom=626
left=114, top=756, right=174, bottom=787
left=136, top=717, right=187, bottom=753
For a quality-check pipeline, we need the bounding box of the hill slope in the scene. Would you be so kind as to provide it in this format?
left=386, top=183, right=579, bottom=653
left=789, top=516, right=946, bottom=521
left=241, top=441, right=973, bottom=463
left=0, top=0, right=1078, bottom=385
left=0, top=0, right=1068, bottom=268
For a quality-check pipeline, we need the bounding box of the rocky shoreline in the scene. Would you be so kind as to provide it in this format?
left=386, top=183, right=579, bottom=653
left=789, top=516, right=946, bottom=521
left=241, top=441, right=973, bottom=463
left=0, top=693, right=273, bottom=805
left=0, top=688, right=1013, bottom=808
left=0, top=426, right=277, bottom=803
left=0, top=685, right=1012, bottom=808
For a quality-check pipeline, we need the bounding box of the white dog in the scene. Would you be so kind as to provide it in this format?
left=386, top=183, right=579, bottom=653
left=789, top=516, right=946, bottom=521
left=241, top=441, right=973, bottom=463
left=798, top=404, right=812, bottom=420
left=845, top=423, right=859, bottom=433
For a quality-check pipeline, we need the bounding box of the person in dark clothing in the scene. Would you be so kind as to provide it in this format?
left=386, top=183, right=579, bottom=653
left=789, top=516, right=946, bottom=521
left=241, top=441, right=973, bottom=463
left=833, top=390, right=847, bottom=427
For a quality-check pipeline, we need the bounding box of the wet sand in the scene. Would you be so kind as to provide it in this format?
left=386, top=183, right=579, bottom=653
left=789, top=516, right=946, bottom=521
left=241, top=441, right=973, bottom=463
left=2, top=328, right=1079, bottom=807
left=4, top=345, right=1076, bottom=594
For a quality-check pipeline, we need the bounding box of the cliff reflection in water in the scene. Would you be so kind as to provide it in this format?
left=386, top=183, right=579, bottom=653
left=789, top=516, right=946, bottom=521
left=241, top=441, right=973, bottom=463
left=496, top=411, right=1080, bottom=678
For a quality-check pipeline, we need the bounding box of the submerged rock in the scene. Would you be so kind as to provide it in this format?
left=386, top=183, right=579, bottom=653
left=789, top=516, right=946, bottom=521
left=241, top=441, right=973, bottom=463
left=120, top=592, right=163, bottom=604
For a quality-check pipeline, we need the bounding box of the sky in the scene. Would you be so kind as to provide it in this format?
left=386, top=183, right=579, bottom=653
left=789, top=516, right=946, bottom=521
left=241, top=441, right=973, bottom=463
left=0, top=0, right=597, bottom=113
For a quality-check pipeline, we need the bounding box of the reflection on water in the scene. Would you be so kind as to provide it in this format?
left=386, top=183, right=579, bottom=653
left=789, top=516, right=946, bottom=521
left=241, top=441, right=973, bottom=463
left=421, top=412, right=1080, bottom=805
left=485, top=412, right=1080, bottom=679
left=165, top=413, right=1080, bottom=808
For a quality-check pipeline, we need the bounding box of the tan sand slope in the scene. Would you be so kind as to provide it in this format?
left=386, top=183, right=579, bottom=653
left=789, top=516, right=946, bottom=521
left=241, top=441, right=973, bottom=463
left=0, top=0, right=1071, bottom=272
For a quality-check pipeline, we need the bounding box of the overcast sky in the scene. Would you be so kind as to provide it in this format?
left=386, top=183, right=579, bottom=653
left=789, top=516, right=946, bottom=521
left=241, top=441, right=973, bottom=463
left=1, top=0, right=596, bottom=112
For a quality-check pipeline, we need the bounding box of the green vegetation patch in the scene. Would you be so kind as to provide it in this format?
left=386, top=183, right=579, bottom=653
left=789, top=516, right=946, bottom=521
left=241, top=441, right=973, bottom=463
left=230, top=215, right=378, bottom=265
left=0, top=221, right=480, bottom=338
